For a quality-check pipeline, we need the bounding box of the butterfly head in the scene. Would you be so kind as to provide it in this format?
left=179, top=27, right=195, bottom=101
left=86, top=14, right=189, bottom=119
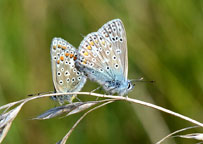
left=105, top=79, right=135, bottom=96
left=118, top=80, right=135, bottom=96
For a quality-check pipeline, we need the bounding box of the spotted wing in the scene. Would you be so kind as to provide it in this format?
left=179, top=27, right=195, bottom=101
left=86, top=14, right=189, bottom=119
left=50, top=37, right=86, bottom=104
left=98, top=19, right=128, bottom=79
left=76, top=19, right=127, bottom=87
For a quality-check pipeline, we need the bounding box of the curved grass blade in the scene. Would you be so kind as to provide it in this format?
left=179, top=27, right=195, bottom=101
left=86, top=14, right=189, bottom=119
left=0, top=102, right=25, bottom=143
left=33, top=101, right=102, bottom=120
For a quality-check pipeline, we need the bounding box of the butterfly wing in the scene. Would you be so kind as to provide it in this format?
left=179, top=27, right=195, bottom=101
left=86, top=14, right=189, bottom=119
left=76, top=19, right=128, bottom=92
left=50, top=38, right=86, bottom=104
left=98, top=19, right=128, bottom=79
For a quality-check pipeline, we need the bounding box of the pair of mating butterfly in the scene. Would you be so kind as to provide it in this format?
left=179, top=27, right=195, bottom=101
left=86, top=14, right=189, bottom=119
left=51, top=19, right=135, bottom=104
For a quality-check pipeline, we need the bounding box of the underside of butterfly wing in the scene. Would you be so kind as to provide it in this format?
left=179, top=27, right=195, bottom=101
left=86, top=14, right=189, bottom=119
left=98, top=19, right=128, bottom=79
left=76, top=19, right=132, bottom=95
left=51, top=38, right=86, bottom=104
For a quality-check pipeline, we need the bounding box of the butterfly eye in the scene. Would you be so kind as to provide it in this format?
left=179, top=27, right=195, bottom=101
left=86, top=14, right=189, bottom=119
left=128, top=82, right=131, bottom=89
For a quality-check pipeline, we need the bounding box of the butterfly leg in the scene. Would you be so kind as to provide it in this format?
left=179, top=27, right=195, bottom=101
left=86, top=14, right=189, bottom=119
left=90, top=86, right=102, bottom=101
left=75, top=95, right=81, bottom=102
left=51, top=97, right=63, bottom=107
left=90, top=86, right=102, bottom=93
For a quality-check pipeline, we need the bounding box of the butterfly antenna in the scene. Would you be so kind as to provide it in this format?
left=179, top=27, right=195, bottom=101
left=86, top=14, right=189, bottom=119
left=131, top=77, right=155, bottom=83
left=28, top=91, right=54, bottom=96
left=80, top=33, right=85, bottom=38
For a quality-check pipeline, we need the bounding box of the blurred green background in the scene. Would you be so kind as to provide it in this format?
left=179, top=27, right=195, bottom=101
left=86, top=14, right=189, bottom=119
left=0, top=0, right=203, bottom=143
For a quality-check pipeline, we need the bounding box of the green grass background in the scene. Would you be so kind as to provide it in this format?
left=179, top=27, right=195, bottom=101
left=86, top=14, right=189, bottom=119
left=0, top=0, right=203, bottom=143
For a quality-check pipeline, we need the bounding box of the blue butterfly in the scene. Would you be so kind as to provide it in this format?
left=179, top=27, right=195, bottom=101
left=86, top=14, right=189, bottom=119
left=50, top=38, right=87, bottom=104
left=76, top=19, right=135, bottom=96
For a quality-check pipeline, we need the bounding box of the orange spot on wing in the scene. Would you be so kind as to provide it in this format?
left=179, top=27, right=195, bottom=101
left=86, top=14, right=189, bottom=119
left=65, top=53, right=69, bottom=57
left=83, top=51, right=88, bottom=56
left=70, top=54, right=74, bottom=58
left=87, top=45, right=92, bottom=50
left=83, top=59, right=87, bottom=64
left=53, top=45, right=56, bottom=49
left=57, top=60, right=60, bottom=64
left=60, top=56, right=64, bottom=61
left=74, top=56, right=77, bottom=61
left=90, top=41, right=94, bottom=46
left=62, top=46, right=66, bottom=50
left=58, top=44, right=61, bottom=48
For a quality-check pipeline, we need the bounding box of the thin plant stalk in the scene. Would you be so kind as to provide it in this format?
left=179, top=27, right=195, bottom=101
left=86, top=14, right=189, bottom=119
left=57, top=100, right=115, bottom=144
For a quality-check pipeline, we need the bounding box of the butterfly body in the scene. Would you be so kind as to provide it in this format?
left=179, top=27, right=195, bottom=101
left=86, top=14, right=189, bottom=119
left=76, top=19, right=134, bottom=96
left=50, top=19, right=134, bottom=104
